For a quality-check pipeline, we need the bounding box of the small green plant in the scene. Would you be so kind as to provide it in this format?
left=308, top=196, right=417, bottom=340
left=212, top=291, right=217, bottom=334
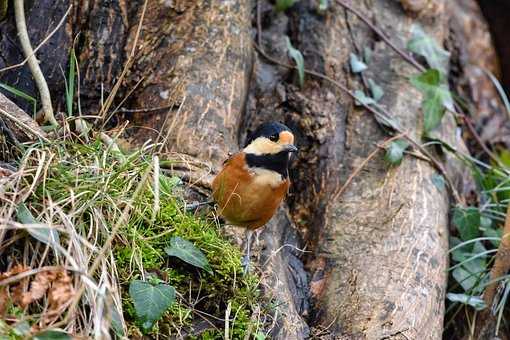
left=129, top=279, right=176, bottom=331
left=275, top=0, right=297, bottom=12
left=384, top=139, right=409, bottom=165
left=410, top=69, right=453, bottom=134
left=285, top=36, right=305, bottom=87
left=0, top=82, right=37, bottom=116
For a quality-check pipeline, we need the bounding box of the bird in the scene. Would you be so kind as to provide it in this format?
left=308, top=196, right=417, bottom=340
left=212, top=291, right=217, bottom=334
left=212, top=121, right=297, bottom=272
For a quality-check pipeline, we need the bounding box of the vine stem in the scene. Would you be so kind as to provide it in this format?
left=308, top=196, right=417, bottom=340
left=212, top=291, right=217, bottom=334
left=13, top=0, right=58, bottom=126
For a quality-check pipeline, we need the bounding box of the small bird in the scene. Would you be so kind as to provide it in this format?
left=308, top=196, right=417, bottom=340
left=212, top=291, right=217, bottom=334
left=212, top=121, right=297, bottom=272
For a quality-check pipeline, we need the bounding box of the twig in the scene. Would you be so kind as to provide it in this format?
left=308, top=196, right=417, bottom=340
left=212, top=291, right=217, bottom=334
left=13, top=0, right=58, bottom=126
left=0, top=6, right=72, bottom=74
left=335, top=0, right=425, bottom=72
left=479, top=204, right=510, bottom=329
left=99, top=0, right=148, bottom=123
left=117, top=104, right=174, bottom=113
left=152, top=155, right=160, bottom=221
left=254, top=42, right=461, bottom=203
left=256, top=0, right=262, bottom=47
left=333, top=134, right=404, bottom=201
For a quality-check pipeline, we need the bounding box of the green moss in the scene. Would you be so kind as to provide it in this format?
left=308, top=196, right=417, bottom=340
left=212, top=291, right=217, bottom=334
left=17, top=138, right=263, bottom=338
left=117, top=183, right=261, bottom=336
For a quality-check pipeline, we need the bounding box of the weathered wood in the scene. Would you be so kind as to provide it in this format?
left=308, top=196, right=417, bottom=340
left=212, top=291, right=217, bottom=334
left=122, top=1, right=311, bottom=337
left=272, top=1, right=460, bottom=338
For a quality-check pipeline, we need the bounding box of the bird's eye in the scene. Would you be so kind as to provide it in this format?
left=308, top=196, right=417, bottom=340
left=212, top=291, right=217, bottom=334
left=269, top=134, right=279, bottom=142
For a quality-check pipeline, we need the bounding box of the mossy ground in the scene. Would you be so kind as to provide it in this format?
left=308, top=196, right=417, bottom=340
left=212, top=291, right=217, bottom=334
left=0, top=136, right=265, bottom=338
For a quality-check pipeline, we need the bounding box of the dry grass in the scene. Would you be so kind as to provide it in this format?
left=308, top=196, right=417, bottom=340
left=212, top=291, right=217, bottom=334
left=0, top=124, right=264, bottom=339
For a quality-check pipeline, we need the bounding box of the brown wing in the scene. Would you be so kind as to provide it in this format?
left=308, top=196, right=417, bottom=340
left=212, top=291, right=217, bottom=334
left=212, top=152, right=289, bottom=229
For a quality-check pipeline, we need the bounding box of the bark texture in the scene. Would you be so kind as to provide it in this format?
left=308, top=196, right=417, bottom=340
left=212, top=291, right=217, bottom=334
left=0, top=0, right=70, bottom=114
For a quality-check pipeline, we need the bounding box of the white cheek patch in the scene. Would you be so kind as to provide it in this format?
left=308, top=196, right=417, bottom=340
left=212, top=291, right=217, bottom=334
left=243, top=137, right=282, bottom=155
left=250, top=167, right=284, bottom=188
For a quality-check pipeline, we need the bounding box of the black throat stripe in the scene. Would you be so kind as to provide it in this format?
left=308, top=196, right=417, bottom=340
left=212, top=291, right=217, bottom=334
left=245, top=151, right=290, bottom=178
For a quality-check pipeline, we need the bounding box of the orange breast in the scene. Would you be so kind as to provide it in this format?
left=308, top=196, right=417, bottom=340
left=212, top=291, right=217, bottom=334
left=212, top=153, right=289, bottom=229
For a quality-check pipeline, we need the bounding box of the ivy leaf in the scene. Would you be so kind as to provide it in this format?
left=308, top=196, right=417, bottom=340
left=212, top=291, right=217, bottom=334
left=410, top=69, right=453, bottom=110
left=431, top=174, right=445, bottom=191
left=32, top=330, right=72, bottom=340
left=353, top=90, right=375, bottom=106
left=110, top=305, right=125, bottom=337
left=410, top=69, right=453, bottom=133
left=165, top=237, right=212, bottom=273
left=275, top=0, right=297, bottom=11
left=407, top=25, right=450, bottom=76
left=129, top=280, right=176, bottom=331
left=368, top=78, right=384, bottom=102
left=385, top=139, right=409, bottom=165
left=452, top=206, right=481, bottom=243
left=446, top=293, right=486, bottom=311
left=285, top=36, right=305, bottom=87
left=17, top=203, right=60, bottom=248
left=483, top=227, right=501, bottom=248
left=349, top=53, right=368, bottom=73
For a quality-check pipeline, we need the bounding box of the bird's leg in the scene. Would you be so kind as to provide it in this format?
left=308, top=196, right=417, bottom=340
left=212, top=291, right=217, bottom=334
left=242, top=230, right=254, bottom=274
left=185, top=199, right=214, bottom=211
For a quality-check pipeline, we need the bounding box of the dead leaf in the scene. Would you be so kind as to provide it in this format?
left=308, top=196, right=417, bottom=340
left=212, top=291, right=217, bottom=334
left=21, top=270, right=58, bottom=307
left=48, top=270, right=74, bottom=314
left=0, top=287, right=8, bottom=317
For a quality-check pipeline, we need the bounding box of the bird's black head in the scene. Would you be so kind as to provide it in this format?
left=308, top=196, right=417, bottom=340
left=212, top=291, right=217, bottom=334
left=243, top=122, right=297, bottom=178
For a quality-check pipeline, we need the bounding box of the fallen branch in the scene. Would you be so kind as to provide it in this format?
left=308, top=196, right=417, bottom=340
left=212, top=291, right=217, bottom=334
left=13, top=0, right=58, bottom=126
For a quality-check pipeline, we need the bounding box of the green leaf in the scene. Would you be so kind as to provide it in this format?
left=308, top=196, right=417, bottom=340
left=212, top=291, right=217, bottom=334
left=275, top=0, right=297, bottom=12
left=65, top=49, right=77, bottom=117
left=431, top=174, right=445, bottom=191
left=318, top=0, right=328, bottom=10
left=368, top=78, right=384, bottom=102
left=452, top=206, right=481, bottom=243
left=285, top=37, right=305, bottom=87
left=349, top=53, right=368, bottom=73
left=451, top=244, right=487, bottom=293
left=12, top=321, right=30, bottom=336
left=483, top=226, right=501, bottom=248
left=254, top=332, right=267, bottom=340
left=32, top=330, right=72, bottom=340
left=407, top=25, right=450, bottom=76
left=165, top=236, right=212, bottom=273
left=410, top=69, right=454, bottom=133
left=446, top=293, right=486, bottom=311
left=384, top=139, right=409, bottom=165
left=353, top=90, right=376, bottom=106
left=0, top=82, right=37, bottom=116
left=410, top=69, right=453, bottom=110
left=17, top=203, right=60, bottom=247
left=129, top=280, right=176, bottom=331
left=110, top=305, right=125, bottom=337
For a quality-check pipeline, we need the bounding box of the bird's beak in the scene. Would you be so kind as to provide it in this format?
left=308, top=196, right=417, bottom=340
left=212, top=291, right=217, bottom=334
left=282, top=144, right=298, bottom=153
